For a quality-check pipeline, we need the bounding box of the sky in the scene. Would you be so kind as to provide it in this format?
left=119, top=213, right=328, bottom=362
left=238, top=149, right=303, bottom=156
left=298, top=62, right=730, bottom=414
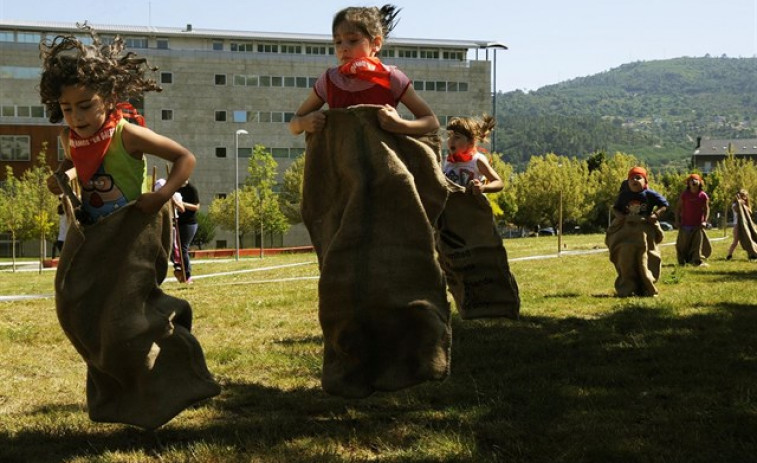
left=2, top=0, right=756, bottom=93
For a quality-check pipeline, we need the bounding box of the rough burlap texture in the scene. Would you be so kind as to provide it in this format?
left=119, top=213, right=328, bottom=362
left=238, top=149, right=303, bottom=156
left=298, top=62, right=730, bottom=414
left=605, top=217, right=664, bottom=297
left=436, top=187, right=520, bottom=319
left=734, top=200, right=757, bottom=258
left=302, top=105, right=451, bottom=398
left=675, top=227, right=712, bottom=265
left=55, top=200, right=220, bottom=430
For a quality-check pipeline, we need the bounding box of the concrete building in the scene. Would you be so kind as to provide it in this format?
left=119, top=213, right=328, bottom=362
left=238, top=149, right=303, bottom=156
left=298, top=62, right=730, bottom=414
left=691, top=137, right=757, bottom=174
left=0, top=19, right=504, bottom=253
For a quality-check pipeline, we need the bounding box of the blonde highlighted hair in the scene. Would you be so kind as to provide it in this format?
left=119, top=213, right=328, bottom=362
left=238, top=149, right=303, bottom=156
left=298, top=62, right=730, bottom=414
left=446, top=114, right=496, bottom=144
left=332, top=4, right=400, bottom=40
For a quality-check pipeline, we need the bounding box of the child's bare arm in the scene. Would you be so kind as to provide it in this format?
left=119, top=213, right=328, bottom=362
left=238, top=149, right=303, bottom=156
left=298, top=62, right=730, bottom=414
left=378, top=87, right=439, bottom=135
left=289, top=90, right=326, bottom=135
left=474, top=158, right=504, bottom=194
left=122, top=123, right=196, bottom=214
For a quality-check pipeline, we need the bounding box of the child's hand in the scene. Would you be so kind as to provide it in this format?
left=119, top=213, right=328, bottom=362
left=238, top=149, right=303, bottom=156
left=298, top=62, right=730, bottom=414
left=377, top=105, right=404, bottom=132
left=134, top=191, right=168, bottom=215
left=468, top=179, right=484, bottom=195
left=301, top=111, right=326, bottom=133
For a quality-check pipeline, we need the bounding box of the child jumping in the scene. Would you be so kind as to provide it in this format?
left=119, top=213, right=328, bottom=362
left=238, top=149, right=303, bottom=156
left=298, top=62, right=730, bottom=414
left=727, top=189, right=757, bottom=260
left=674, top=173, right=711, bottom=266
left=437, top=115, right=520, bottom=320
left=292, top=5, right=451, bottom=399
left=39, top=24, right=219, bottom=429
left=605, top=167, right=669, bottom=297
left=289, top=4, right=438, bottom=136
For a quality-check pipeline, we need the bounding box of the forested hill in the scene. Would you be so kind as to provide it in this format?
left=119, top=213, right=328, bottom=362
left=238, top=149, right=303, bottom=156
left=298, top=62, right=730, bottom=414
left=495, top=56, right=757, bottom=170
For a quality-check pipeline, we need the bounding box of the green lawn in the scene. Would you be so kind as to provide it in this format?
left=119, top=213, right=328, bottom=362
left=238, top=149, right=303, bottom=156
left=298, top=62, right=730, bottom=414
left=0, top=233, right=755, bottom=462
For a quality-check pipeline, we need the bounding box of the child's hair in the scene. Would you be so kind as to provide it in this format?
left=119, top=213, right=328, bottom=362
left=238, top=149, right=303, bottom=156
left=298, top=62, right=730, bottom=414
left=686, top=173, right=704, bottom=190
left=446, top=115, right=496, bottom=144
left=39, top=22, right=161, bottom=124
left=332, top=4, right=401, bottom=40
left=737, top=189, right=750, bottom=207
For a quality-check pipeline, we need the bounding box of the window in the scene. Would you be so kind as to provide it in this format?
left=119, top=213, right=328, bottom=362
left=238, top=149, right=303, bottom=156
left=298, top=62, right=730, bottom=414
left=57, top=138, right=66, bottom=161
left=125, top=37, right=148, bottom=48
left=281, top=44, right=301, bottom=54
left=379, top=49, right=394, bottom=58
left=420, top=50, right=439, bottom=59
left=0, top=66, right=39, bottom=79
left=237, top=147, right=252, bottom=158
left=306, top=45, right=328, bottom=55
left=257, top=43, right=279, bottom=53
left=0, top=31, right=14, bottom=42
left=1, top=106, right=13, bottom=117
left=458, top=82, right=468, bottom=92
left=17, top=106, right=30, bottom=117
left=291, top=147, right=305, bottom=158
left=160, top=72, right=173, bottom=84
left=413, top=81, right=424, bottom=91
left=161, top=109, right=173, bottom=121
left=436, top=81, right=447, bottom=92
left=215, top=74, right=226, bottom=85
left=0, top=135, right=31, bottom=161
left=296, top=77, right=308, bottom=88
left=215, top=147, right=227, bottom=158
left=215, top=239, right=227, bottom=248
left=284, top=76, right=296, bottom=87
left=231, top=42, right=253, bottom=52
left=448, top=82, right=458, bottom=92
left=17, top=32, right=41, bottom=43
left=259, top=76, right=271, bottom=87
left=31, top=106, right=44, bottom=118
left=271, top=112, right=283, bottom=123
left=284, top=112, right=295, bottom=122
left=233, top=110, right=247, bottom=123
left=212, top=41, right=224, bottom=51
left=259, top=112, right=271, bottom=123
left=156, top=39, right=169, bottom=50
left=272, top=76, right=283, bottom=87
left=398, top=48, right=418, bottom=58
left=246, top=75, right=259, bottom=86
left=233, top=75, right=246, bottom=86
left=215, top=110, right=227, bottom=122
left=271, top=148, right=289, bottom=158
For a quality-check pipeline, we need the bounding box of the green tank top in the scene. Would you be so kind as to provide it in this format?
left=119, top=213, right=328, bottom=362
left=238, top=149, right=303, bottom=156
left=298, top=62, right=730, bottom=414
left=103, top=118, right=148, bottom=201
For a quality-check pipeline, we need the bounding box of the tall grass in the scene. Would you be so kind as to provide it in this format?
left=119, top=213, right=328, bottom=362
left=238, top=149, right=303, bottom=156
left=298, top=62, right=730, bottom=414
left=0, top=233, right=755, bottom=462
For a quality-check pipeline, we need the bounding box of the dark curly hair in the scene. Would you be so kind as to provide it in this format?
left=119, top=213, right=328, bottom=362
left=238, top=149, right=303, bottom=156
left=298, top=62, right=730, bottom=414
left=446, top=114, right=496, bottom=144
left=39, top=22, right=161, bottom=124
left=332, top=4, right=401, bottom=40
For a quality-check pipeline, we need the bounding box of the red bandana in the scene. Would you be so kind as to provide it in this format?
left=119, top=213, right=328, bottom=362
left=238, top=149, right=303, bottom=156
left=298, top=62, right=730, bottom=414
left=338, top=57, right=391, bottom=89
left=68, top=103, right=144, bottom=184
left=447, top=147, right=476, bottom=164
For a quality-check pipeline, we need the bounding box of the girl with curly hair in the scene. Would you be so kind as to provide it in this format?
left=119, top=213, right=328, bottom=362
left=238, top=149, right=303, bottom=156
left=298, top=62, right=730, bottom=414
left=40, top=23, right=195, bottom=222
left=444, top=114, right=504, bottom=195
left=289, top=4, right=439, bottom=136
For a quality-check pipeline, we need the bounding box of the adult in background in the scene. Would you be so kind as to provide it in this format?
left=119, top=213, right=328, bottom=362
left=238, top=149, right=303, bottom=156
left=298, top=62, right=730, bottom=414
left=174, top=180, right=200, bottom=283
left=53, top=197, right=68, bottom=259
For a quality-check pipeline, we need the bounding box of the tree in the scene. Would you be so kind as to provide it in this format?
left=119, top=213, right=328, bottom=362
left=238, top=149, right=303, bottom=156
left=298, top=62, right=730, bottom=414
left=0, top=167, right=25, bottom=271
left=208, top=189, right=258, bottom=248
left=279, top=155, right=305, bottom=224
left=513, top=153, right=594, bottom=231
left=22, top=143, right=59, bottom=272
left=192, top=211, right=216, bottom=250
left=709, top=149, right=757, bottom=230
left=245, top=145, right=290, bottom=248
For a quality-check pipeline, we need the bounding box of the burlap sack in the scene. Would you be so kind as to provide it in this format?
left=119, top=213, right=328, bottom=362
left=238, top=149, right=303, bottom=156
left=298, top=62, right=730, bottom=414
left=302, top=105, right=451, bottom=398
left=675, top=227, right=712, bottom=265
left=734, top=200, right=757, bottom=258
left=55, top=200, right=220, bottom=430
left=436, top=187, right=520, bottom=319
left=605, top=217, right=664, bottom=297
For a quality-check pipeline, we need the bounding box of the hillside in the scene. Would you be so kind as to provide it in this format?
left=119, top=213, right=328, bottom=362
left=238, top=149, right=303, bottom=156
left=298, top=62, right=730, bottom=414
left=495, top=56, right=757, bottom=170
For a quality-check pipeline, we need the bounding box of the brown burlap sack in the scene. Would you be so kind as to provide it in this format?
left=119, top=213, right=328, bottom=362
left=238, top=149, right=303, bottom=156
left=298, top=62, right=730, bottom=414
left=302, top=105, right=451, bottom=398
left=734, top=200, right=757, bottom=258
left=55, top=200, right=220, bottom=430
left=436, top=187, right=520, bottom=319
left=675, top=227, right=712, bottom=265
left=605, top=217, right=664, bottom=297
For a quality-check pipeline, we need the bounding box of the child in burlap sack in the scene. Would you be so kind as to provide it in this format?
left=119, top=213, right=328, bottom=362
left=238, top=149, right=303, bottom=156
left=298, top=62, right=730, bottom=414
left=438, top=115, right=520, bottom=319
left=674, top=173, right=711, bottom=266
left=606, top=167, right=669, bottom=297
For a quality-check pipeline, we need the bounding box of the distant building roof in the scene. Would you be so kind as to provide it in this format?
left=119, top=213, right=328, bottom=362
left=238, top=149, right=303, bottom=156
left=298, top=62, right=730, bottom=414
left=0, top=19, right=507, bottom=50
left=694, top=138, right=757, bottom=156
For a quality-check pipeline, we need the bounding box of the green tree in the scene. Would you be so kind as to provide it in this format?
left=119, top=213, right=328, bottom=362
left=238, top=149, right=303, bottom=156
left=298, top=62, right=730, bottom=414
left=22, top=143, right=59, bottom=272
left=513, top=153, right=594, bottom=231
left=245, top=145, right=289, bottom=249
left=709, top=149, right=757, bottom=230
left=0, top=167, right=25, bottom=271
left=487, top=154, right=517, bottom=223
left=192, top=211, right=216, bottom=250
left=208, top=189, right=258, bottom=248
left=279, top=155, right=305, bottom=224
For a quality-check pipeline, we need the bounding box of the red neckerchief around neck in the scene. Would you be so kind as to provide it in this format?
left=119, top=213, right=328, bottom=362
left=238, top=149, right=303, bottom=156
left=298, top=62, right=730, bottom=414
left=338, top=56, right=391, bottom=89
left=68, top=103, right=144, bottom=184
left=447, top=147, right=476, bottom=163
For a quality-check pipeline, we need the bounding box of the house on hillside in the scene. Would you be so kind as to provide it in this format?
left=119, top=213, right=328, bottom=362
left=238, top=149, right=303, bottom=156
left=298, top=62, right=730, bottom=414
left=691, top=137, right=757, bottom=173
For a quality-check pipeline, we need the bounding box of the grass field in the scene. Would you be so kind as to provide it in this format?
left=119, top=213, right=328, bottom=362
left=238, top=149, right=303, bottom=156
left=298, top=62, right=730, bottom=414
left=0, top=232, right=755, bottom=462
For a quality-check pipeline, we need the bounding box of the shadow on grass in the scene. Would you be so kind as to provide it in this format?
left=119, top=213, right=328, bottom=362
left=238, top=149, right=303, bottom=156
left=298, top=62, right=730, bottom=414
left=2, top=303, right=756, bottom=462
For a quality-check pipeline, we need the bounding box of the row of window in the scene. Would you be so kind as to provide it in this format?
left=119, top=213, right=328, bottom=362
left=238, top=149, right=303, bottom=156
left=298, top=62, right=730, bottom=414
left=0, top=135, right=30, bottom=161
left=215, top=147, right=305, bottom=159
left=0, top=30, right=468, bottom=61
left=1, top=105, right=46, bottom=118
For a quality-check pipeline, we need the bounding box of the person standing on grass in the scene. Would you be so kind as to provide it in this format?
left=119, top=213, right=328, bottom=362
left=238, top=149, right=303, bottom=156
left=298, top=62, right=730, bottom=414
left=606, top=167, right=669, bottom=297
left=726, top=189, right=757, bottom=260
left=53, top=197, right=68, bottom=259
left=173, top=180, right=200, bottom=283
left=674, top=173, right=711, bottom=266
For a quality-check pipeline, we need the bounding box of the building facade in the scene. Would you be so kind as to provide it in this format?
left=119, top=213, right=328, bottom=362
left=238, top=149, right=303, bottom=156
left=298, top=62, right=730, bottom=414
left=692, top=137, right=757, bottom=173
left=0, top=20, right=503, bottom=251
